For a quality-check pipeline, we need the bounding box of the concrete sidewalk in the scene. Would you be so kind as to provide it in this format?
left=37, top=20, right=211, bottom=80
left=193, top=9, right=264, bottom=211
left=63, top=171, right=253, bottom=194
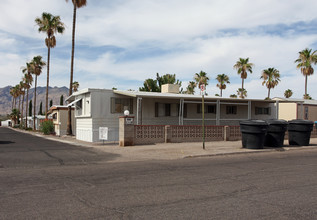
left=15, top=127, right=317, bottom=162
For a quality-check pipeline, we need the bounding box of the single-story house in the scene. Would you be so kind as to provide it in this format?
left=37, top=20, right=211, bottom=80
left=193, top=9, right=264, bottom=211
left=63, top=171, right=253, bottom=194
left=66, top=84, right=278, bottom=143
left=23, top=115, right=52, bottom=130
left=48, top=105, right=76, bottom=136
left=273, top=97, right=317, bottom=121
left=1, top=119, right=12, bottom=127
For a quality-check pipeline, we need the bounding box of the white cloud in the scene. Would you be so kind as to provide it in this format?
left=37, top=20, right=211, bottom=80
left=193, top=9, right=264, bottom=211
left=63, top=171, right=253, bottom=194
left=1, top=0, right=317, bottom=100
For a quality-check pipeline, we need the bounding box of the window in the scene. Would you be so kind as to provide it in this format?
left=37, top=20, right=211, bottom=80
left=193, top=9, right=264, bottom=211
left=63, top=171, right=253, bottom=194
left=52, top=113, right=57, bottom=119
left=255, top=107, right=271, bottom=115
left=226, top=106, right=237, bottom=115
left=75, top=99, right=82, bottom=109
left=155, top=103, right=175, bottom=117
left=305, top=106, right=308, bottom=120
left=197, top=104, right=216, bottom=114
left=111, top=98, right=133, bottom=114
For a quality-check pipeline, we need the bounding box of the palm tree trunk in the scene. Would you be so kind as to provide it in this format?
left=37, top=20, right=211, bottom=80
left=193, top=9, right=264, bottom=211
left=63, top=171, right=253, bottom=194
left=21, top=91, right=25, bottom=128
left=268, top=88, right=270, bottom=99
left=241, top=78, right=245, bottom=98
left=45, top=46, right=51, bottom=119
left=67, top=5, right=77, bottom=135
left=11, top=97, right=14, bottom=110
left=220, top=89, right=222, bottom=97
left=25, top=89, right=29, bottom=129
left=33, top=76, right=37, bottom=130
left=305, top=75, right=308, bottom=98
left=18, top=96, right=21, bottom=124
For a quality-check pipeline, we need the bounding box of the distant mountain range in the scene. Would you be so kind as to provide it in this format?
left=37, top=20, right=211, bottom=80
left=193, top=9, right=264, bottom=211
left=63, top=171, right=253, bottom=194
left=0, top=86, right=69, bottom=115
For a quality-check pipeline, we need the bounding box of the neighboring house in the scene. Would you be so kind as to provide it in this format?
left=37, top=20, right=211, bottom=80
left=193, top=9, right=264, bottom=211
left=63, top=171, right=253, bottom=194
left=67, top=84, right=278, bottom=143
left=1, top=119, right=12, bottom=127
left=48, top=105, right=75, bottom=136
left=24, top=115, right=52, bottom=130
left=274, top=97, right=317, bottom=121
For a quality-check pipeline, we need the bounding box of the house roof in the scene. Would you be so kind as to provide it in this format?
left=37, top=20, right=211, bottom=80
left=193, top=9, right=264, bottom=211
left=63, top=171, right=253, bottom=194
left=114, top=90, right=277, bottom=103
left=65, top=88, right=113, bottom=102
left=66, top=87, right=277, bottom=103
left=47, top=105, right=75, bottom=114
left=273, top=97, right=317, bottom=105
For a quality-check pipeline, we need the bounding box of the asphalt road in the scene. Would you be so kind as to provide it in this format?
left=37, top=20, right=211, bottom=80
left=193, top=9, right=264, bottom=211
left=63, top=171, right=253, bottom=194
left=1, top=127, right=317, bottom=219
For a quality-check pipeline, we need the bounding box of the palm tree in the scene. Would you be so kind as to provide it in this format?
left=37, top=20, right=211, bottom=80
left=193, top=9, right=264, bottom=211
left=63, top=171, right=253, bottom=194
left=216, top=74, right=230, bottom=97
left=35, top=12, right=65, bottom=119
left=66, top=0, right=87, bottom=135
left=284, top=89, right=293, bottom=98
left=22, top=62, right=33, bottom=129
left=194, top=71, right=209, bottom=93
left=72, top=81, right=79, bottom=92
left=19, top=80, right=26, bottom=127
left=237, top=88, right=247, bottom=98
left=185, top=81, right=196, bottom=94
left=233, top=58, right=254, bottom=98
left=30, top=56, right=46, bottom=130
left=295, top=48, right=317, bottom=99
left=9, top=87, right=15, bottom=110
left=261, top=68, right=280, bottom=99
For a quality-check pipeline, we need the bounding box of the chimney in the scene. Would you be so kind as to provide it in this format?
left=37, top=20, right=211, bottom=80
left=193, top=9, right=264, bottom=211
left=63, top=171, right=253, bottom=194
left=161, top=84, right=180, bottom=94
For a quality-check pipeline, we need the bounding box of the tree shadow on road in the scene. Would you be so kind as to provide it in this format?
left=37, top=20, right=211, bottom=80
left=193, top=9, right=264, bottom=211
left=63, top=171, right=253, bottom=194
left=0, top=141, right=15, bottom=144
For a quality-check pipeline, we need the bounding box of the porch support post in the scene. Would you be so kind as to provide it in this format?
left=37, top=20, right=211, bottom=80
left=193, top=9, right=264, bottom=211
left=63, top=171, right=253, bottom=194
left=300, top=103, right=304, bottom=119
left=216, top=100, right=220, bottom=125
left=276, top=100, right=279, bottom=119
left=248, top=101, right=252, bottom=119
left=137, top=97, right=142, bottom=125
left=179, top=98, right=184, bottom=125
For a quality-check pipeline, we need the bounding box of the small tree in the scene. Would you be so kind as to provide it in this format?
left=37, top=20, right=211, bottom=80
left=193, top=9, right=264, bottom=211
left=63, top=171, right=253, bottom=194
left=38, top=102, right=43, bottom=115
left=230, top=94, right=237, bottom=98
left=49, top=99, right=53, bottom=107
left=60, top=95, right=64, bottom=105
left=29, top=100, right=32, bottom=116
left=284, top=89, right=293, bottom=98
left=237, top=88, right=247, bottom=98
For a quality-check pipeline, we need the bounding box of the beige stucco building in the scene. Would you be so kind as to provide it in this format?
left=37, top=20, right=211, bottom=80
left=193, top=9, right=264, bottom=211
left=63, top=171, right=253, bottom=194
left=48, top=106, right=75, bottom=136
left=274, top=98, right=317, bottom=121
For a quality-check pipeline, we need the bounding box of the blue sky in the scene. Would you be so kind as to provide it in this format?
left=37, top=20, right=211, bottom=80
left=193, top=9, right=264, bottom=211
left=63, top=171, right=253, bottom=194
left=1, top=0, right=317, bottom=99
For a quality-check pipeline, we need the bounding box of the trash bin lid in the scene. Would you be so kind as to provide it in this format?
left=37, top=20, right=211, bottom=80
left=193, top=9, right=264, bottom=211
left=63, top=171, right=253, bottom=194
left=288, top=119, right=314, bottom=125
left=240, top=120, right=267, bottom=126
left=265, top=119, right=288, bottom=125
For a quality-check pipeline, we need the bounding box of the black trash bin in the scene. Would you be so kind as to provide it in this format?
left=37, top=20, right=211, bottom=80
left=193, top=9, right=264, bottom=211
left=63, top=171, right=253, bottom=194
left=288, top=119, right=314, bottom=146
left=240, top=120, right=268, bottom=149
left=264, top=119, right=288, bottom=147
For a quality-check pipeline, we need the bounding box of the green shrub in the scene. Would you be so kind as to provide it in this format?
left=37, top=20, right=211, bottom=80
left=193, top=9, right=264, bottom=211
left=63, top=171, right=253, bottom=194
left=40, top=120, right=54, bottom=135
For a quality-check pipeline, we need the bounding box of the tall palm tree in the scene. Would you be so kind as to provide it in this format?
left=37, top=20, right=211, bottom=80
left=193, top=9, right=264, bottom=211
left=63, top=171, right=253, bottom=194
left=11, top=85, right=19, bottom=110
left=233, top=58, right=254, bottom=98
left=35, top=12, right=65, bottom=119
left=9, top=87, right=15, bottom=110
left=295, top=48, right=317, bottom=99
left=194, top=71, right=209, bottom=93
left=185, top=81, right=196, bottom=94
left=19, top=80, right=26, bottom=127
left=22, top=62, right=33, bottom=129
left=66, top=0, right=87, bottom=135
left=284, top=89, right=293, bottom=98
left=261, top=68, right=280, bottom=99
left=31, top=56, right=46, bottom=130
left=72, top=81, right=79, bottom=92
left=216, top=74, right=230, bottom=97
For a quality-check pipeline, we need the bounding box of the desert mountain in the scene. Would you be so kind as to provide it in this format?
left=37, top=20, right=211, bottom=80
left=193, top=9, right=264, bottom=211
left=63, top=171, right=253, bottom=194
left=0, top=86, right=69, bottom=115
